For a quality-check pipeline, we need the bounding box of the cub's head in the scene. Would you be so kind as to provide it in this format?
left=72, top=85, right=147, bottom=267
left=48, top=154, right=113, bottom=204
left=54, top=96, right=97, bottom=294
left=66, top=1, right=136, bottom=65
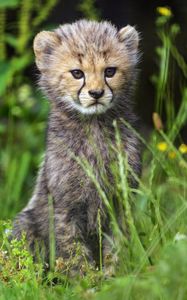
left=34, top=20, right=139, bottom=115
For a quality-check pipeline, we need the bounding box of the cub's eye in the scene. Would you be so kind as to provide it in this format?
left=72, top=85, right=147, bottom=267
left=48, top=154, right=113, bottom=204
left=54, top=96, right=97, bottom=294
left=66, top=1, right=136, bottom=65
left=104, top=67, right=116, bottom=78
left=70, top=69, right=84, bottom=79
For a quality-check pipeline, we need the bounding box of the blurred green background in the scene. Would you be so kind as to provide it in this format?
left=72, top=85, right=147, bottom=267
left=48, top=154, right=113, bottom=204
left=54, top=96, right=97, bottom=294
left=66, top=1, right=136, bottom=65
left=0, top=2, right=187, bottom=298
left=0, top=0, right=187, bottom=219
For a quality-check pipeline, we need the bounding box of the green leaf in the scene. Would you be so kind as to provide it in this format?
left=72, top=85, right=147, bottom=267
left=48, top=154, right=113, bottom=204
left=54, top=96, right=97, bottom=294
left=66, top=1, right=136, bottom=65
left=0, top=61, right=12, bottom=95
left=11, top=53, right=32, bottom=72
left=0, top=0, right=20, bottom=8
left=170, top=24, right=180, bottom=38
left=0, top=54, right=32, bottom=95
left=12, top=152, right=31, bottom=204
left=5, top=34, right=18, bottom=48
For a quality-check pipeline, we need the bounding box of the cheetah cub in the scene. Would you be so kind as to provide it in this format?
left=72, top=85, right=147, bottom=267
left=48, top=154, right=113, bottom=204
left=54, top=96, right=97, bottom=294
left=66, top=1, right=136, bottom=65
left=13, top=20, right=141, bottom=276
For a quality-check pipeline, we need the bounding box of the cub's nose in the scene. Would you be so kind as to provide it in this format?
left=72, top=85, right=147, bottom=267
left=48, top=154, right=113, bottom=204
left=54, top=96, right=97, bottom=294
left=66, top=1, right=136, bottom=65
left=88, top=89, right=104, bottom=100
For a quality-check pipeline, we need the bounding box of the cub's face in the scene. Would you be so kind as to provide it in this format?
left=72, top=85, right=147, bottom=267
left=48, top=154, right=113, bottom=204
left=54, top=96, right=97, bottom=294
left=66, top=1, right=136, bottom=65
left=34, top=20, right=139, bottom=115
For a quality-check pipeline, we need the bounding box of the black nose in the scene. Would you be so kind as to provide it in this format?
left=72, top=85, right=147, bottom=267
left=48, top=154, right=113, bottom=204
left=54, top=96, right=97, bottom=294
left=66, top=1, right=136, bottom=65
left=88, top=89, right=104, bottom=100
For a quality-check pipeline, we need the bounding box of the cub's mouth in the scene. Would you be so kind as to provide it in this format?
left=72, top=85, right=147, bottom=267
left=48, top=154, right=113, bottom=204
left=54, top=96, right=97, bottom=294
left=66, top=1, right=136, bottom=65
left=88, top=101, right=105, bottom=107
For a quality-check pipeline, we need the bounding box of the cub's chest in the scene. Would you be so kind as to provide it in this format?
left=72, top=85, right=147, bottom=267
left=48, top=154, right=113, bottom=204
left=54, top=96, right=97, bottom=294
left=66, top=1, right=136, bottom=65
left=49, top=119, right=116, bottom=171
left=47, top=123, right=114, bottom=194
left=75, top=123, right=113, bottom=165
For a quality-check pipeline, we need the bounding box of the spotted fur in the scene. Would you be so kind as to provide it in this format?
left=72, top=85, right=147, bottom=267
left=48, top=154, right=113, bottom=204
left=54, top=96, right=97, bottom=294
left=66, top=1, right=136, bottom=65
left=12, top=19, right=141, bottom=275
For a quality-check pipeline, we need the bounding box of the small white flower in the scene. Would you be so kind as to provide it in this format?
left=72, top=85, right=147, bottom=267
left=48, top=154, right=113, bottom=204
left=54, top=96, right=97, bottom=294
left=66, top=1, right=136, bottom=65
left=4, top=229, right=12, bottom=236
left=174, top=232, right=187, bottom=242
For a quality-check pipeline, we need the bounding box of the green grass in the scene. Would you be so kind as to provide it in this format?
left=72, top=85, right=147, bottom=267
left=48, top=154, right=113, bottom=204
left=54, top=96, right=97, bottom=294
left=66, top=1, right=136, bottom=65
left=0, top=7, right=187, bottom=300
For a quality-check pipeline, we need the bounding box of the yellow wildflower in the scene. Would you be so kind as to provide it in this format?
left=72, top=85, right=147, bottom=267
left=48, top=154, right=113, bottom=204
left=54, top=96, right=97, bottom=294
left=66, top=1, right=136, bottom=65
left=157, top=6, right=172, bottom=17
left=168, top=151, right=176, bottom=159
left=157, top=142, right=168, bottom=152
left=179, top=144, right=187, bottom=154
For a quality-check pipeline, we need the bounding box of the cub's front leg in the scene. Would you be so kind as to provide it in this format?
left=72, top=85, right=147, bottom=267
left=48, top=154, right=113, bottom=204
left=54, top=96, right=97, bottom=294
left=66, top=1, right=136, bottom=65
left=54, top=213, right=94, bottom=275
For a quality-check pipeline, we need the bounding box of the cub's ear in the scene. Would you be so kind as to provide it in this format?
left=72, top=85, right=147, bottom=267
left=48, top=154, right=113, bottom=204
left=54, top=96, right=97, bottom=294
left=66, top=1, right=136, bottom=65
left=33, top=31, right=60, bottom=71
left=118, top=25, right=139, bottom=53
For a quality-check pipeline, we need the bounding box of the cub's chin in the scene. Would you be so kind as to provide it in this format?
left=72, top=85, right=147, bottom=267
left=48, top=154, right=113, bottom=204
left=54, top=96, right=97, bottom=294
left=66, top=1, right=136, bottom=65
left=72, top=102, right=112, bottom=115
left=63, top=96, right=113, bottom=115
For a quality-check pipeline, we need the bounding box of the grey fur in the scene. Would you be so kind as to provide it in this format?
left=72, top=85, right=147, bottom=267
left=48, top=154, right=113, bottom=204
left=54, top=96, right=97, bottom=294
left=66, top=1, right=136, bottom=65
left=12, top=20, right=141, bottom=274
